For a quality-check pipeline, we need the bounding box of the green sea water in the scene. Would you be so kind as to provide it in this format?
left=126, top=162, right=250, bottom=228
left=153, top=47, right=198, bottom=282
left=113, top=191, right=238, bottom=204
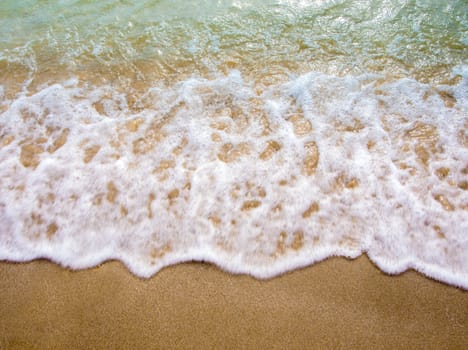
left=1, top=0, right=467, bottom=85
left=0, top=1, right=467, bottom=286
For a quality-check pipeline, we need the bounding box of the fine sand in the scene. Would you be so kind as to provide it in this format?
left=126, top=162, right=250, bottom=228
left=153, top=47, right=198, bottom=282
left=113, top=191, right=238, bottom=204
left=0, top=256, right=467, bottom=350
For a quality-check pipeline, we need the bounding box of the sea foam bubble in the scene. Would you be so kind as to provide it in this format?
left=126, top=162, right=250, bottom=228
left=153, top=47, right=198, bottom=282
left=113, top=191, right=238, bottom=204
left=0, top=69, right=467, bottom=288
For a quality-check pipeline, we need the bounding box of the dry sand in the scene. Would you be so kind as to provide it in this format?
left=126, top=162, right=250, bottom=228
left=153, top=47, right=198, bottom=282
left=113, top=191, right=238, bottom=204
left=0, top=256, right=467, bottom=350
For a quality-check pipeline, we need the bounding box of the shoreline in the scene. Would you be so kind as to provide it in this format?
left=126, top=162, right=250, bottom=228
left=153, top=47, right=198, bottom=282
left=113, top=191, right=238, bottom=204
left=1, top=256, right=466, bottom=349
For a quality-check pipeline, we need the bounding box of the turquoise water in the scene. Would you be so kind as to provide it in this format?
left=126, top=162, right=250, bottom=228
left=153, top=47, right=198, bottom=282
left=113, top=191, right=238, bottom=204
left=1, top=0, right=467, bottom=82
left=0, top=1, right=467, bottom=287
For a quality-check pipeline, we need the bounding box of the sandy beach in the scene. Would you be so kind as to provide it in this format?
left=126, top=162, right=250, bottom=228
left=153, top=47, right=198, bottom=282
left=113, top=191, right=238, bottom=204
left=1, top=256, right=466, bottom=349
left=1, top=2, right=467, bottom=349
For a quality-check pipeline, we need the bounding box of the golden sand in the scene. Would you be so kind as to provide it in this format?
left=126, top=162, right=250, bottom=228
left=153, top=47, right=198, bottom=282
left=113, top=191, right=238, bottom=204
left=0, top=256, right=466, bottom=349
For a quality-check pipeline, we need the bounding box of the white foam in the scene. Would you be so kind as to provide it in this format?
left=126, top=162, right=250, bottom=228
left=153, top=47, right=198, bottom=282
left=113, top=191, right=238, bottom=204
left=0, top=69, right=467, bottom=288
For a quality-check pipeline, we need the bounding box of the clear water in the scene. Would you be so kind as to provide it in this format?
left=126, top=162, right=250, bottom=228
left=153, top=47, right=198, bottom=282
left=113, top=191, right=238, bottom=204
left=0, top=0, right=467, bottom=287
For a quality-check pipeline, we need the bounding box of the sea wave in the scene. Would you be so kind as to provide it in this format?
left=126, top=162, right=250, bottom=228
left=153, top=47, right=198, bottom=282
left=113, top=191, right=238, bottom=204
left=1, top=68, right=467, bottom=288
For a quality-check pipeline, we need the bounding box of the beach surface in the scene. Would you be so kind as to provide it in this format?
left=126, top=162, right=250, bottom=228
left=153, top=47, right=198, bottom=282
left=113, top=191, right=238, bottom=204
left=1, top=2, right=467, bottom=348
left=1, top=256, right=466, bottom=350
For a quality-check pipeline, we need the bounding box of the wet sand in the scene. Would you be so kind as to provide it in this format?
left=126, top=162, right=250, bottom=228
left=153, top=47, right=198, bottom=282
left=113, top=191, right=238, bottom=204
left=0, top=256, right=466, bottom=349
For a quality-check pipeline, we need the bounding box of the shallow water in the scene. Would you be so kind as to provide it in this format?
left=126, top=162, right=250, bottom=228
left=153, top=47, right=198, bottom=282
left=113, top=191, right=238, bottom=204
left=0, top=0, right=467, bottom=288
